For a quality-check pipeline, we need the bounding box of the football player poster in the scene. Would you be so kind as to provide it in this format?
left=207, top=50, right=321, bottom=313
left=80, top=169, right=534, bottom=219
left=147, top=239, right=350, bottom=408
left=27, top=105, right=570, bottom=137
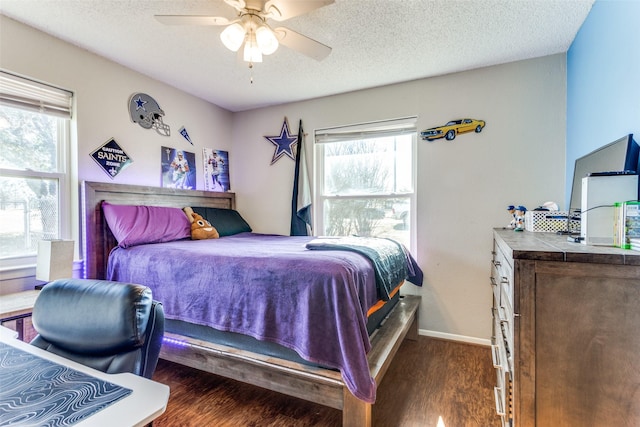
left=203, top=148, right=230, bottom=192
left=161, top=147, right=196, bottom=189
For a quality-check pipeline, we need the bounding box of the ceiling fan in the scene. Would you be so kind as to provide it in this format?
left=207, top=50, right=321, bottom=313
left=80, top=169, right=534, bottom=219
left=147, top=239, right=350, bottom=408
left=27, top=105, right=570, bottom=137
left=155, top=0, right=334, bottom=65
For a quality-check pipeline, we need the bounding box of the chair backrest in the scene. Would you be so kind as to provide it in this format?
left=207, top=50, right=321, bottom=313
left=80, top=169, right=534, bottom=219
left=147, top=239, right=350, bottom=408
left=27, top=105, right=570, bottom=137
left=31, top=278, right=164, bottom=379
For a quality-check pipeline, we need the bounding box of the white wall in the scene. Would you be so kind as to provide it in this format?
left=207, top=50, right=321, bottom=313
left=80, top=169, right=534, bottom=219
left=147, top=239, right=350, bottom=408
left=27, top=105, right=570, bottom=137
left=232, top=55, right=567, bottom=341
left=1, top=15, right=568, bottom=341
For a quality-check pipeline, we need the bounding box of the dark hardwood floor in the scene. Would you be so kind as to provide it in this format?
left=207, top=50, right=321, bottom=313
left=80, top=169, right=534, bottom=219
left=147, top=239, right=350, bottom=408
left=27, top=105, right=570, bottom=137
left=152, top=336, right=501, bottom=427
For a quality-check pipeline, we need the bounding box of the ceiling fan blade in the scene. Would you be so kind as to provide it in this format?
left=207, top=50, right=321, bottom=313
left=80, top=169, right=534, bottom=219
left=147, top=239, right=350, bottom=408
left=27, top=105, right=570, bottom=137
left=224, top=0, right=246, bottom=13
left=154, top=15, right=231, bottom=26
left=274, top=27, right=331, bottom=61
left=265, top=0, right=334, bottom=21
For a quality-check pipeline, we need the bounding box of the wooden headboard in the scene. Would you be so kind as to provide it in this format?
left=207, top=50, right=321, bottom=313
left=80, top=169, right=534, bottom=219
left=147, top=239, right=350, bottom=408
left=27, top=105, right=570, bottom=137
left=81, top=181, right=236, bottom=280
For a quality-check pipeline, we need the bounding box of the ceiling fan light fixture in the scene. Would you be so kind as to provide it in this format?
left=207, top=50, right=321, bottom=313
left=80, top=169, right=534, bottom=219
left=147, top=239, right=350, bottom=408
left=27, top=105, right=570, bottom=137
left=243, top=32, right=263, bottom=63
left=255, top=25, right=278, bottom=55
left=220, top=22, right=246, bottom=52
left=156, top=0, right=334, bottom=68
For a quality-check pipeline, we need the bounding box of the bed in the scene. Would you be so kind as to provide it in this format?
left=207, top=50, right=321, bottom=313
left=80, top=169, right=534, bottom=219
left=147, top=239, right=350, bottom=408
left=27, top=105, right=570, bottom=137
left=81, top=180, right=422, bottom=427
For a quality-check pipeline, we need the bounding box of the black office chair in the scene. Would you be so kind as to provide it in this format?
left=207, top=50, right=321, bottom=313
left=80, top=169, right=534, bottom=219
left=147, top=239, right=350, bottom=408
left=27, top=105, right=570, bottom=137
left=31, top=278, right=165, bottom=379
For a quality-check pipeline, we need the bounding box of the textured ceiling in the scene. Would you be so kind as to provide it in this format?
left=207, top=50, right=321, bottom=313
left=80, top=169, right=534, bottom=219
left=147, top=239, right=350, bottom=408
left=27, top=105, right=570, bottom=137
left=0, top=0, right=594, bottom=112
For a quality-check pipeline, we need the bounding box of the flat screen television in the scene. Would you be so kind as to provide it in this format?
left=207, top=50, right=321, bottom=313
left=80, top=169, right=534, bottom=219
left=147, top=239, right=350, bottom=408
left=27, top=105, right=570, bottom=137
left=568, top=133, right=640, bottom=214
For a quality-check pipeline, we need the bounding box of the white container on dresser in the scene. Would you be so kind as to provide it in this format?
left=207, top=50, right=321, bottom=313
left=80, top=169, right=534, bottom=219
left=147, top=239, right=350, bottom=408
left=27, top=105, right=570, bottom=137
left=491, top=228, right=640, bottom=427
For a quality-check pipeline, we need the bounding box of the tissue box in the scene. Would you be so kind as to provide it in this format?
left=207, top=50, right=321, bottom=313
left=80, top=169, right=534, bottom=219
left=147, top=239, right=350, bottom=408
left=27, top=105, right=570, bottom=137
left=525, top=211, right=580, bottom=233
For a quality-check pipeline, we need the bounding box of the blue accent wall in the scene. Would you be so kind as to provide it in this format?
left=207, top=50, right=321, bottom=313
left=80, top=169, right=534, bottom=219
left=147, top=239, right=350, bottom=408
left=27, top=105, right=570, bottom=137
left=566, top=0, right=640, bottom=206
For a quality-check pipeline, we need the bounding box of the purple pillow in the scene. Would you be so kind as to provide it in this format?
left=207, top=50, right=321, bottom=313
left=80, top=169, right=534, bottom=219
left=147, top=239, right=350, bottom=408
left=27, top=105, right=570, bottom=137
left=102, top=202, right=191, bottom=248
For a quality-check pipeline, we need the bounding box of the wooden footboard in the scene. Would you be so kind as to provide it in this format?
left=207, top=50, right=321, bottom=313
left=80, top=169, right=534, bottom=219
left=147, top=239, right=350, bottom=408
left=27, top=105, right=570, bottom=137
left=159, top=295, right=420, bottom=427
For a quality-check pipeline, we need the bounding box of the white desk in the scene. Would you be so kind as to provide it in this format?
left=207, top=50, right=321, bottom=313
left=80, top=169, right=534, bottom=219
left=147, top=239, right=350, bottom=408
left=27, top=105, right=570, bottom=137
left=0, top=326, right=170, bottom=426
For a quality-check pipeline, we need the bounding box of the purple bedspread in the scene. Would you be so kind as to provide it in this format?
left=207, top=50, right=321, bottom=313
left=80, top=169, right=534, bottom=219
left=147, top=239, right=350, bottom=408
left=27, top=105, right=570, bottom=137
left=107, top=232, right=418, bottom=403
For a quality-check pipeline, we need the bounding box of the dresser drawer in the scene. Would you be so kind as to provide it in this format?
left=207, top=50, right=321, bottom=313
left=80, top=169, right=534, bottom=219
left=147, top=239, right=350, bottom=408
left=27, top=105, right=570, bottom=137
left=492, top=331, right=510, bottom=375
left=499, top=289, right=514, bottom=351
left=493, top=245, right=514, bottom=309
left=493, top=307, right=513, bottom=375
left=491, top=248, right=514, bottom=307
left=490, top=273, right=501, bottom=306
left=499, top=275, right=513, bottom=314
left=494, top=381, right=512, bottom=427
left=497, top=306, right=513, bottom=358
left=492, top=335, right=513, bottom=426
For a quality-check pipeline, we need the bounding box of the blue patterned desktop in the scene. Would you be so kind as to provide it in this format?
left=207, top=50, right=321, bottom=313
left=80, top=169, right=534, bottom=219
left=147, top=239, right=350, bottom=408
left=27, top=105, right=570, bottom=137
left=0, top=327, right=169, bottom=427
left=0, top=342, right=132, bottom=426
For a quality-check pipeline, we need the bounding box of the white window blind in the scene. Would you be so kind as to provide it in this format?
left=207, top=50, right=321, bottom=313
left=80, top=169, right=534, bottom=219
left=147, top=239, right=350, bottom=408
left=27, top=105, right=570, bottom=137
left=315, top=117, right=417, bottom=143
left=0, top=71, right=73, bottom=119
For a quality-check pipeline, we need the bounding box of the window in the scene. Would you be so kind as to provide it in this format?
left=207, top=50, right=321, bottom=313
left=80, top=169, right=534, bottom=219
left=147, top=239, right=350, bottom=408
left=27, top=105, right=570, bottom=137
left=315, top=117, right=417, bottom=250
left=0, top=71, right=72, bottom=264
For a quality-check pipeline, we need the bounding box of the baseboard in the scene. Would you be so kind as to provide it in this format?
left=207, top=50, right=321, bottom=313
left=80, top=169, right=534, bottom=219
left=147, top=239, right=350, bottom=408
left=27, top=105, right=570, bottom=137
left=418, top=329, right=491, bottom=347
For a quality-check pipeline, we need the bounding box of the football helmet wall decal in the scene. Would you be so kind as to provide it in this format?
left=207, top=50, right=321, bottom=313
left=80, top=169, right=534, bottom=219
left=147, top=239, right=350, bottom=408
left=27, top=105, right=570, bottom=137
left=128, top=93, right=171, bottom=137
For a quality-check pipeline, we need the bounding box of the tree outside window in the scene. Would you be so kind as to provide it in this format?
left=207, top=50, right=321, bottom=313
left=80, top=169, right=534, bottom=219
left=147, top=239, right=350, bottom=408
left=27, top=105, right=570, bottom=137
left=0, top=73, right=71, bottom=261
left=316, top=122, right=415, bottom=249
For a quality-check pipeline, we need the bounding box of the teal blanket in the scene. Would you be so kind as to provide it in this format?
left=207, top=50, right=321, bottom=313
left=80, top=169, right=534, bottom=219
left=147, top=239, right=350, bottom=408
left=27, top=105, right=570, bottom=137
left=306, top=236, right=422, bottom=300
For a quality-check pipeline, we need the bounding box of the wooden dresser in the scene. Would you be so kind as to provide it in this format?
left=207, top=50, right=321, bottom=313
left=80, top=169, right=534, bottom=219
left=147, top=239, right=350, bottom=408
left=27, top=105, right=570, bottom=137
left=490, top=228, right=640, bottom=427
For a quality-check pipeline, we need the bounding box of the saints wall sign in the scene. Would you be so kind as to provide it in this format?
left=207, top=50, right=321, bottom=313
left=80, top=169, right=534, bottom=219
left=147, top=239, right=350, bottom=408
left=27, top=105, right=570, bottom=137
left=128, top=93, right=171, bottom=136
left=90, top=138, right=132, bottom=179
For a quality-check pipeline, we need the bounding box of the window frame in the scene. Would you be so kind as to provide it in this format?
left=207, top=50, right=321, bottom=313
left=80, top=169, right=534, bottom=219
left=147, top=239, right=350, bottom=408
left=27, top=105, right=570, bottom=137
left=0, top=71, right=72, bottom=269
left=314, top=117, right=418, bottom=252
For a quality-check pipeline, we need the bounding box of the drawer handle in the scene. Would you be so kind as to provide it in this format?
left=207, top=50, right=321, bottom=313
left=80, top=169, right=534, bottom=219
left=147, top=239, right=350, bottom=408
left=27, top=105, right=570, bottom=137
left=493, top=260, right=502, bottom=267
left=490, top=276, right=497, bottom=287
left=494, top=387, right=506, bottom=416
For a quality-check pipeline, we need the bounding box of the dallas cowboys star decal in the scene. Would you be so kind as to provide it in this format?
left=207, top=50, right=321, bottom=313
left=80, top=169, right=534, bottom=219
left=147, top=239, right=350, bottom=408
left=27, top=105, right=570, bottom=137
left=264, top=118, right=298, bottom=164
left=134, top=96, right=147, bottom=111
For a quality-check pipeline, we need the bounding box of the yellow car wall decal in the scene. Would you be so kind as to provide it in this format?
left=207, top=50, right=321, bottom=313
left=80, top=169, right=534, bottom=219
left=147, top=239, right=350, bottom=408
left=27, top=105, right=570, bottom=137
left=420, top=118, right=486, bottom=141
